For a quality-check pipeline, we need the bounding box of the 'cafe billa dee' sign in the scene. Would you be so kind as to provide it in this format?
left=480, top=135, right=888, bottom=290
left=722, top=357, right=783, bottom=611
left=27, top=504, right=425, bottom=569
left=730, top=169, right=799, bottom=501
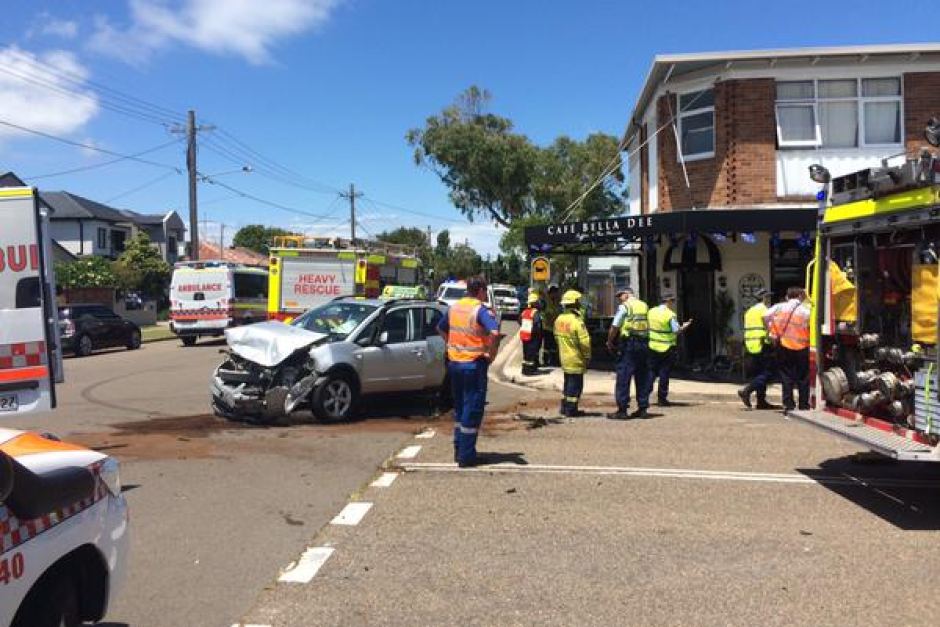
left=525, top=216, right=657, bottom=246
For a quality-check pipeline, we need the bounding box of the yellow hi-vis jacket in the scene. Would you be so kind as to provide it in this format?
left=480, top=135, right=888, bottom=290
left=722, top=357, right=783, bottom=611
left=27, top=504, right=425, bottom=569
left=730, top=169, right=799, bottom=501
left=619, top=298, right=649, bottom=339
left=647, top=304, right=677, bottom=353
left=554, top=310, right=592, bottom=374
left=743, top=302, right=769, bottom=355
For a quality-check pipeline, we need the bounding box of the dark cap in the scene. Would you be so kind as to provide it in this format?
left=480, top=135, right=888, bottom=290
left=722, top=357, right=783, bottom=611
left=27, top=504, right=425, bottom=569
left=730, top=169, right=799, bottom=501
left=661, top=291, right=676, bottom=301
left=615, top=287, right=634, bottom=296
left=756, top=288, right=772, bottom=298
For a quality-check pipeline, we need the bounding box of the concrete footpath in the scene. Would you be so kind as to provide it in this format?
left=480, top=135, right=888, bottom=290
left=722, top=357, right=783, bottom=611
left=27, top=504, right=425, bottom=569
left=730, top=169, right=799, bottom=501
left=491, top=332, right=742, bottom=403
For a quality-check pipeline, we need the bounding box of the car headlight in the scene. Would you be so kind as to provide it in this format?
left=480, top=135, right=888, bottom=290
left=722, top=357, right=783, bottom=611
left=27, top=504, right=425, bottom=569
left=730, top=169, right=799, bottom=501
left=99, top=457, right=122, bottom=496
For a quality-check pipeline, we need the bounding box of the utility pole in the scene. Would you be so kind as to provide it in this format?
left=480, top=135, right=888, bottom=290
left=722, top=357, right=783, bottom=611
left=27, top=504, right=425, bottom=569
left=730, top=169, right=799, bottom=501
left=220, top=223, right=225, bottom=260
left=170, top=110, right=214, bottom=260
left=339, top=183, right=363, bottom=244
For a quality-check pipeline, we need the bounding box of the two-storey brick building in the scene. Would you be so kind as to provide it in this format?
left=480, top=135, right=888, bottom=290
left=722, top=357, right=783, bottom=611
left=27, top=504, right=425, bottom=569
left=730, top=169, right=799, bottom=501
left=623, top=43, right=940, bottom=367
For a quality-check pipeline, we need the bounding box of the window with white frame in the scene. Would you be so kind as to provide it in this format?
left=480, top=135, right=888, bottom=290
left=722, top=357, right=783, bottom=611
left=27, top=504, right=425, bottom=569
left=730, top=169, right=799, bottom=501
left=775, top=77, right=902, bottom=149
left=677, top=89, right=715, bottom=159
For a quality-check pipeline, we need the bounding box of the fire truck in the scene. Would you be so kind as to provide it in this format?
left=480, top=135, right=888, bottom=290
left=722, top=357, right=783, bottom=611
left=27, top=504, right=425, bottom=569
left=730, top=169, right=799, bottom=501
left=0, top=183, right=128, bottom=626
left=791, top=118, right=940, bottom=461
left=266, top=235, right=422, bottom=321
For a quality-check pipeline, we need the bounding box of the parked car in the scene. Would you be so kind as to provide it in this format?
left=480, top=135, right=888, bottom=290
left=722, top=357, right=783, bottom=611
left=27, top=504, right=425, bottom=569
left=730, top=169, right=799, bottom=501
left=211, top=297, right=448, bottom=423
left=58, top=304, right=142, bottom=357
left=491, top=284, right=521, bottom=319
left=434, top=280, right=502, bottom=326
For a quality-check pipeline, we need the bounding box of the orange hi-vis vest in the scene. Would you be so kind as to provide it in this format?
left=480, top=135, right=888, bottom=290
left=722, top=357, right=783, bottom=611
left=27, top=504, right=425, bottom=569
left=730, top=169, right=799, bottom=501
left=446, top=297, right=488, bottom=362
left=771, top=301, right=810, bottom=350
left=519, top=307, right=537, bottom=342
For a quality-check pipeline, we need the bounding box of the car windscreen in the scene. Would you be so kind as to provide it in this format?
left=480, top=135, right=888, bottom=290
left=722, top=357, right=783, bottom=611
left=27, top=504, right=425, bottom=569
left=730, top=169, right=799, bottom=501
left=291, top=302, right=378, bottom=339
left=493, top=289, right=515, bottom=299
left=441, top=287, right=466, bottom=300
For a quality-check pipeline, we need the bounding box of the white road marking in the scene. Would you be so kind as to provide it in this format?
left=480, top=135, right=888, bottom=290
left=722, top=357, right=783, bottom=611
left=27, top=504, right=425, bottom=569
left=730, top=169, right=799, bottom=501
left=331, top=501, right=373, bottom=526
left=397, top=462, right=940, bottom=489
left=370, top=472, right=399, bottom=487
left=278, top=546, right=334, bottom=583
left=416, top=428, right=436, bottom=439
left=397, top=445, right=422, bottom=459
left=231, top=623, right=272, bottom=627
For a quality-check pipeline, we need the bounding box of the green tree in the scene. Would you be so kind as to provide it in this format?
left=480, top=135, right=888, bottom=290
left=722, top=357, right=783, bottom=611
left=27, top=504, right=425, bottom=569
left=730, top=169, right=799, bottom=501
left=232, top=225, right=296, bottom=254
left=435, top=230, right=451, bottom=258
left=113, top=232, right=172, bottom=299
left=448, top=244, right=482, bottom=279
left=55, top=256, right=117, bottom=289
left=408, top=86, right=626, bottom=256
left=407, top=86, right=538, bottom=229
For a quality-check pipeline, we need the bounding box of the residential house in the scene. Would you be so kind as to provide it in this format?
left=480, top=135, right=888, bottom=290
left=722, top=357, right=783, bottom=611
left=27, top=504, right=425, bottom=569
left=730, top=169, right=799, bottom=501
left=41, top=191, right=185, bottom=263
left=623, top=43, right=940, bottom=366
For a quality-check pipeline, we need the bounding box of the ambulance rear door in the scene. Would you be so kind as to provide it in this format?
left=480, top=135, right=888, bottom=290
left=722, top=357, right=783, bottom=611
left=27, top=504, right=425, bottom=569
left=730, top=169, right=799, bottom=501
left=0, top=187, right=58, bottom=415
left=169, top=266, right=234, bottom=331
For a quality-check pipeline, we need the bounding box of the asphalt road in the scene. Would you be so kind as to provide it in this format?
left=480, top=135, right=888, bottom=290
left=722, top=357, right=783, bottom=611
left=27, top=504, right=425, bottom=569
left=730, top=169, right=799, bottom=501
left=10, top=324, right=533, bottom=627
left=239, top=391, right=940, bottom=626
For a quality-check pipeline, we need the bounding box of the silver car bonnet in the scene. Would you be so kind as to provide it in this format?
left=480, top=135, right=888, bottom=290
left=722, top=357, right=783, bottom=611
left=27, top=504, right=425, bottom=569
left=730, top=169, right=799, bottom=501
left=225, top=321, right=327, bottom=367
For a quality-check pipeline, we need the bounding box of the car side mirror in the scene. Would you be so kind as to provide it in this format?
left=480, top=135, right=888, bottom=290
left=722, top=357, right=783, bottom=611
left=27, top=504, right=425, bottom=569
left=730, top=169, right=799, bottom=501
left=376, top=331, right=389, bottom=346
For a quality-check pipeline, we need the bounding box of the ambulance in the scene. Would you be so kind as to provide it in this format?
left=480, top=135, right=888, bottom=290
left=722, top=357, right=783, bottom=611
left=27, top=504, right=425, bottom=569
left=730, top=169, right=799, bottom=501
left=0, top=184, right=129, bottom=627
left=267, top=236, right=421, bottom=322
left=169, top=261, right=269, bottom=346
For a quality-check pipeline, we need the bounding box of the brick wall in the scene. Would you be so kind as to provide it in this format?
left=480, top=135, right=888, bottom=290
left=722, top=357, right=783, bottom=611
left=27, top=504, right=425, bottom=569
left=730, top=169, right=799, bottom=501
left=656, top=78, right=777, bottom=211
left=639, top=125, right=649, bottom=214
left=904, top=72, right=940, bottom=153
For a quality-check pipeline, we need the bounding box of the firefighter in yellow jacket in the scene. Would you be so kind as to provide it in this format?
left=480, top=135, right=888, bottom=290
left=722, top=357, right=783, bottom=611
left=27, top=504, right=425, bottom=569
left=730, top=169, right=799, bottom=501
left=554, top=290, right=592, bottom=417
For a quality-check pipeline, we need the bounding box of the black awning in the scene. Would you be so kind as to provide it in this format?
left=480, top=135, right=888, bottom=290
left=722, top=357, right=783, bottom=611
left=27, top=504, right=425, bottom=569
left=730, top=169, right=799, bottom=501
left=523, top=208, right=817, bottom=251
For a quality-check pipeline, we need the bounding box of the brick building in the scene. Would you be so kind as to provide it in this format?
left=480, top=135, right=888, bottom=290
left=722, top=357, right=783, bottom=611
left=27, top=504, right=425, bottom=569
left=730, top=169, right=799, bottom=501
left=623, top=44, right=940, bottom=367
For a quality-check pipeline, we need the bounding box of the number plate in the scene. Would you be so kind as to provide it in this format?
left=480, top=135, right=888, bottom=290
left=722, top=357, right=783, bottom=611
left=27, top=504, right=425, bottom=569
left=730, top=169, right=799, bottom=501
left=0, top=394, right=18, bottom=412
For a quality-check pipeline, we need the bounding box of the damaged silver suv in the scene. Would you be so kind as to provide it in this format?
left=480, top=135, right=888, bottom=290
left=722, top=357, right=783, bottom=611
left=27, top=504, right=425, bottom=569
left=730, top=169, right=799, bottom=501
left=210, top=297, right=448, bottom=422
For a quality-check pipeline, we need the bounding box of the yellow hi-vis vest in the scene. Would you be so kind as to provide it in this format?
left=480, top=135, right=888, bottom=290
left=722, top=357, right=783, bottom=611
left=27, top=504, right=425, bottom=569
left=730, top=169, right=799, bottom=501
left=554, top=310, right=592, bottom=374
left=743, top=302, right=769, bottom=355
left=619, top=298, right=649, bottom=339
left=647, top=304, right=677, bottom=353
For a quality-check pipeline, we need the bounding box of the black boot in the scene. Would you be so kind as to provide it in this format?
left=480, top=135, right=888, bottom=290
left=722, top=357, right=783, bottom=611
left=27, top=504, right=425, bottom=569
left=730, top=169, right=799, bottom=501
left=737, top=387, right=753, bottom=409
left=755, top=396, right=774, bottom=410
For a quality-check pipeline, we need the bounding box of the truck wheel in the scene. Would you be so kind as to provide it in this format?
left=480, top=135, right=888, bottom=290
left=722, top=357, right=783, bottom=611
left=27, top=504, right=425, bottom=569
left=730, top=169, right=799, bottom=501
left=181, top=336, right=197, bottom=347
left=75, top=334, right=93, bottom=357
left=127, top=329, right=142, bottom=350
left=312, top=373, right=357, bottom=421
left=12, top=571, right=80, bottom=627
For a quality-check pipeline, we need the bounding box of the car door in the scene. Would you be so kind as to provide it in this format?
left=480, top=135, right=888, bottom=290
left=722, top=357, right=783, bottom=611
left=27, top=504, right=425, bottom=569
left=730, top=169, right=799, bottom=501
left=91, top=306, right=125, bottom=347
left=419, top=306, right=447, bottom=387
left=357, top=307, right=426, bottom=393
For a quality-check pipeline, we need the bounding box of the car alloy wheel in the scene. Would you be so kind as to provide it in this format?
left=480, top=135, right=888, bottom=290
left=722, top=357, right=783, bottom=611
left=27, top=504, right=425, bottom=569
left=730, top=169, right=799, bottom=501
left=127, top=330, right=142, bottom=350
left=322, top=378, right=352, bottom=418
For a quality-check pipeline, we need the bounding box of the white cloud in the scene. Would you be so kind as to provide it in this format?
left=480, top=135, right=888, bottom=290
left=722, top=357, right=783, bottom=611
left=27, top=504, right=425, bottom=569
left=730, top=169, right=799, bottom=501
left=0, top=46, right=99, bottom=140
left=40, top=18, right=79, bottom=39
left=90, top=0, right=343, bottom=65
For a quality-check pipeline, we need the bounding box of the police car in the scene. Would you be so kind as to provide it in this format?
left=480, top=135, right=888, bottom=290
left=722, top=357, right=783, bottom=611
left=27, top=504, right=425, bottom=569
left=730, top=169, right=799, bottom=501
left=1, top=183, right=129, bottom=626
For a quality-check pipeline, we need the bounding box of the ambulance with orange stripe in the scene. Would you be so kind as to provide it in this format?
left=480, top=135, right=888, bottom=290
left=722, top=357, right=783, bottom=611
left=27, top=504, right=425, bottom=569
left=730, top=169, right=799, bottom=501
left=1, top=184, right=129, bottom=627
left=267, top=236, right=422, bottom=322
left=169, top=260, right=269, bottom=346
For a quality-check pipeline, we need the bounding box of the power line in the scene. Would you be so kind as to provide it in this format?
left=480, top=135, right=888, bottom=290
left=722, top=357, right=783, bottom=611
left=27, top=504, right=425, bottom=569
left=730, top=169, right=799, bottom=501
left=2, top=49, right=184, bottom=126
left=0, top=64, right=175, bottom=127
left=200, top=175, right=342, bottom=221
left=559, top=87, right=713, bottom=222
left=360, top=195, right=465, bottom=225
left=200, top=137, right=336, bottom=196
left=0, top=117, right=182, bottom=172
left=25, top=139, right=182, bottom=180
left=105, top=171, right=180, bottom=203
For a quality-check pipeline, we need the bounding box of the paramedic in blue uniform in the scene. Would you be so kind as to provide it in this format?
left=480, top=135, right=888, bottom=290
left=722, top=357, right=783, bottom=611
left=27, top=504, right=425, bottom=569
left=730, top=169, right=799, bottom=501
left=607, top=287, right=652, bottom=419
left=437, top=276, right=501, bottom=467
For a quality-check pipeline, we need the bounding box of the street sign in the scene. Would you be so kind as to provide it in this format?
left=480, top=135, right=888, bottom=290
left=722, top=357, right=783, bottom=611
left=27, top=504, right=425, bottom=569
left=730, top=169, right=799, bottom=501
left=531, top=257, right=550, bottom=282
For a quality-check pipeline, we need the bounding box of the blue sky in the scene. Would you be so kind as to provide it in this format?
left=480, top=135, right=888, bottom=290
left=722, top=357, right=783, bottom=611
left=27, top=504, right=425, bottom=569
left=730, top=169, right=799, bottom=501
left=0, top=0, right=935, bottom=256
